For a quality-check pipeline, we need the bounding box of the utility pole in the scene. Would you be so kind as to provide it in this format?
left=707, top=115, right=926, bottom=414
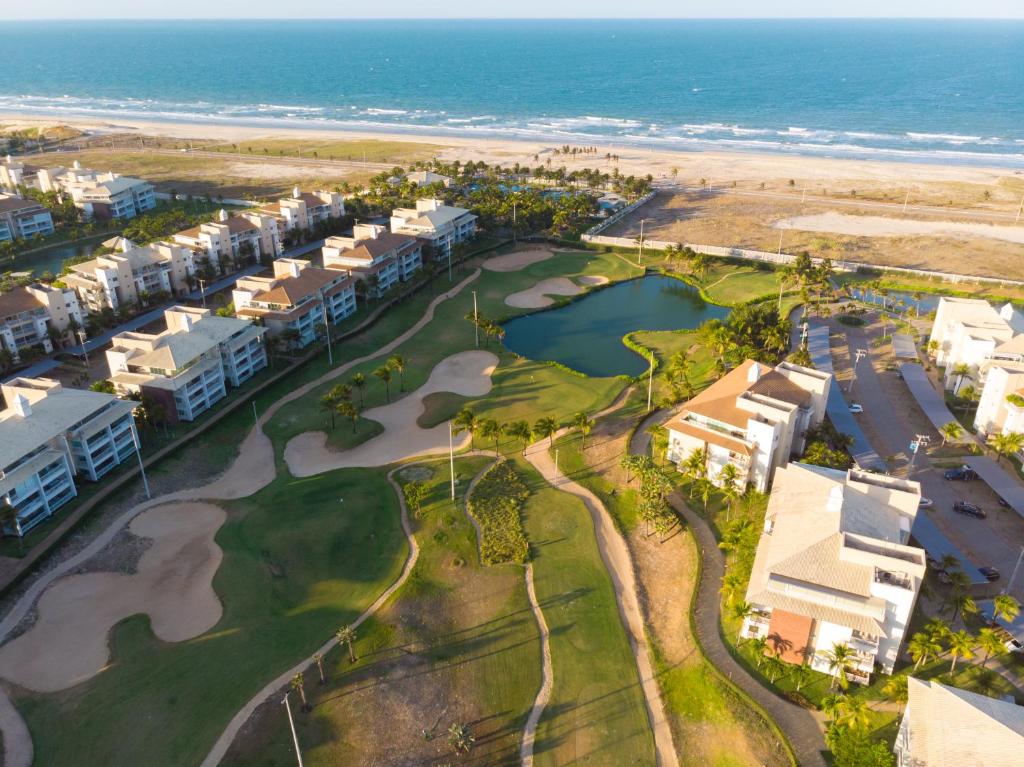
left=637, top=219, right=646, bottom=265
left=472, top=290, right=479, bottom=348
left=319, top=298, right=334, bottom=366
left=448, top=421, right=456, bottom=501
left=197, top=278, right=206, bottom=308
left=77, top=329, right=90, bottom=367
left=907, top=434, right=930, bottom=474
left=1005, top=546, right=1024, bottom=596
left=252, top=400, right=259, bottom=430
left=777, top=229, right=784, bottom=256
left=512, top=201, right=517, bottom=245
left=131, top=426, right=151, bottom=499
left=282, top=692, right=304, bottom=767
left=447, top=244, right=453, bottom=283
left=849, top=349, right=868, bottom=393
left=647, top=353, right=654, bottom=413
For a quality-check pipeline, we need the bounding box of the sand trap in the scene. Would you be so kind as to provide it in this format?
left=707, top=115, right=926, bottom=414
left=483, top=249, right=554, bottom=272
left=776, top=211, right=1024, bottom=245
left=577, top=275, right=610, bottom=286
left=0, top=502, right=225, bottom=693
left=504, top=275, right=609, bottom=308
left=285, top=350, right=498, bottom=476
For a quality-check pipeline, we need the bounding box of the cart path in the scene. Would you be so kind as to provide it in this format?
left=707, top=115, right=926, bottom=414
left=519, top=563, right=553, bottom=767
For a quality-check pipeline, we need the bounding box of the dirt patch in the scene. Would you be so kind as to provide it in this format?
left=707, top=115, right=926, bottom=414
left=482, top=249, right=553, bottom=272
left=778, top=211, right=1024, bottom=245
left=0, top=502, right=226, bottom=693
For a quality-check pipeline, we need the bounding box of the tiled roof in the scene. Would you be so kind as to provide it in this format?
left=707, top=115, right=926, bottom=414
left=0, top=197, right=44, bottom=214
left=0, top=287, right=44, bottom=320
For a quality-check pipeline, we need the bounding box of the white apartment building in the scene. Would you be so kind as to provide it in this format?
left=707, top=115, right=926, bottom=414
left=665, top=359, right=831, bottom=492
left=0, top=195, right=55, bottom=242
left=0, top=155, right=36, bottom=191
left=259, top=188, right=344, bottom=233
left=62, top=239, right=196, bottom=312
left=322, top=224, right=423, bottom=297
left=404, top=170, right=454, bottom=188
left=929, top=297, right=1024, bottom=391
left=233, top=259, right=357, bottom=348
left=742, top=463, right=926, bottom=683
left=105, top=307, right=267, bottom=423
left=0, top=284, right=83, bottom=360
left=390, top=198, right=477, bottom=259
left=973, top=360, right=1024, bottom=437
left=173, top=209, right=279, bottom=274
left=35, top=162, right=156, bottom=221
left=0, top=378, right=138, bottom=535
left=895, top=678, right=1024, bottom=767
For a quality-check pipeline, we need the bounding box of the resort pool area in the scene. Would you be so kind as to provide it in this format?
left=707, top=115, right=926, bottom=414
left=502, top=274, right=729, bottom=377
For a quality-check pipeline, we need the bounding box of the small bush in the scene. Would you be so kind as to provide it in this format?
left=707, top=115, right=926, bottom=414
left=837, top=314, right=865, bottom=326
left=467, top=460, right=531, bottom=565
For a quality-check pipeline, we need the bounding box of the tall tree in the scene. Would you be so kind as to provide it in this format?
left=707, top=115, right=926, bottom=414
left=533, top=416, right=559, bottom=446
left=825, top=642, right=854, bottom=689
left=572, top=411, right=595, bottom=450
left=291, top=672, right=309, bottom=712
left=350, top=372, right=367, bottom=407
left=478, top=418, right=503, bottom=456
left=387, top=354, right=407, bottom=391
left=373, top=365, right=393, bottom=403
left=336, top=625, right=357, bottom=663
left=453, top=407, right=479, bottom=448
left=939, top=421, right=963, bottom=446
left=988, top=431, right=1024, bottom=466
left=947, top=630, right=975, bottom=675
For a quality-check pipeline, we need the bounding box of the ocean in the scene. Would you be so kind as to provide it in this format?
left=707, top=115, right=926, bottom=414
left=1, top=19, right=1023, bottom=166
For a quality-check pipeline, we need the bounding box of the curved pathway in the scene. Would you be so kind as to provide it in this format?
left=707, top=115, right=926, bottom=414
left=461, top=454, right=499, bottom=564
left=524, top=412, right=680, bottom=767
left=630, top=417, right=827, bottom=767
left=519, top=563, right=553, bottom=767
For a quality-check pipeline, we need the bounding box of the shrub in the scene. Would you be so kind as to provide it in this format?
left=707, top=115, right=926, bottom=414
left=837, top=314, right=865, bottom=326
left=467, top=460, right=530, bottom=565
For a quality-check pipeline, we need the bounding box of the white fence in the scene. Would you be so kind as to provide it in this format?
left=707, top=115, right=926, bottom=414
left=584, top=192, right=657, bottom=237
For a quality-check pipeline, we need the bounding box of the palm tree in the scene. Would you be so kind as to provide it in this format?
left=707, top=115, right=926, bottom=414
left=478, top=418, right=503, bottom=456
left=453, top=407, right=478, bottom=448
left=350, top=372, right=367, bottom=407
left=338, top=401, right=359, bottom=432
left=825, top=642, right=855, bottom=689
left=958, top=384, right=980, bottom=416
left=321, top=390, right=340, bottom=429
left=729, top=600, right=753, bottom=623
left=313, top=652, right=326, bottom=684
left=748, top=636, right=770, bottom=667
left=763, top=655, right=786, bottom=683
left=717, top=463, right=741, bottom=519
left=993, top=594, right=1021, bottom=624
left=952, top=363, right=971, bottom=393
left=387, top=354, right=407, bottom=391
left=976, top=627, right=1006, bottom=665
left=447, top=722, right=475, bottom=755
left=336, top=625, right=357, bottom=663
left=504, top=420, right=532, bottom=452
left=720, top=572, right=745, bottom=606
left=909, top=631, right=942, bottom=671
left=836, top=696, right=871, bottom=731
left=821, top=693, right=845, bottom=722
left=939, top=421, right=963, bottom=446
left=947, top=630, right=975, bottom=675
left=572, top=411, right=594, bottom=450
left=988, top=431, right=1024, bottom=467
left=291, top=672, right=309, bottom=712
left=927, top=339, right=939, bottom=358
left=791, top=662, right=814, bottom=692
left=373, top=365, right=393, bottom=403
left=533, top=416, right=559, bottom=446
left=882, top=674, right=909, bottom=712
left=946, top=590, right=979, bottom=622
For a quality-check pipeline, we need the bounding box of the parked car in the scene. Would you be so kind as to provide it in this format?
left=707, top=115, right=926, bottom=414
left=849, top=403, right=864, bottom=414
left=918, top=497, right=934, bottom=508
left=979, top=566, right=1001, bottom=582
left=944, top=466, right=978, bottom=481
left=953, top=500, right=986, bottom=518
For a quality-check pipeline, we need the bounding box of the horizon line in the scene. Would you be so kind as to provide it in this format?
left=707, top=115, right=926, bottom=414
left=3, top=16, right=1024, bottom=22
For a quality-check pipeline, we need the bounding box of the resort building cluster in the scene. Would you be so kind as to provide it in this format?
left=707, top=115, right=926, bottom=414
left=0, top=283, right=82, bottom=361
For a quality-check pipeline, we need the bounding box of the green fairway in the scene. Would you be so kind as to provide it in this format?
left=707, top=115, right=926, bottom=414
left=10, top=466, right=407, bottom=767
left=697, top=263, right=785, bottom=305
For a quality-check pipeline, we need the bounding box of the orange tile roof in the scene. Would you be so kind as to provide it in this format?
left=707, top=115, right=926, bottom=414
left=0, top=287, right=44, bottom=320
left=669, top=419, right=752, bottom=456
left=251, top=268, right=351, bottom=307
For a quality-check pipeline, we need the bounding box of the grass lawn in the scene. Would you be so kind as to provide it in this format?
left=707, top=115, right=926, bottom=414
left=514, top=454, right=657, bottom=766
left=220, top=455, right=542, bottom=767
left=834, top=270, right=1024, bottom=304
left=697, top=264, right=786, bottom=305
left=199, top=138, right=444, bottom=165
left=10, top=465, right=408, bottom=767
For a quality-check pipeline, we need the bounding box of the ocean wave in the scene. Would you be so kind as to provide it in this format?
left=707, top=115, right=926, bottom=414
left=906, top=131, right=982, bottom=144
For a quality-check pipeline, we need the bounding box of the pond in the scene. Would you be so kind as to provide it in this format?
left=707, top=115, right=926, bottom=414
left=502, top=274, right=730, bottom=377
left=848, top=287, right=940, bottom=315
left=2, top=235, right=107, bottom=278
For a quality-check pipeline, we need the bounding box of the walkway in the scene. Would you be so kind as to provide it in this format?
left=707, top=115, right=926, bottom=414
left=519, top=563, right=553, bottom=767
left=630, top=418, right=826, bottom=767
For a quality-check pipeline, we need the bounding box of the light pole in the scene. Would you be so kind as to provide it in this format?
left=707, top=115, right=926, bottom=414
left=197, top=278, right=207, bottom=308
left=637, top=218, right=646, bottom=265
left=77, top=329, right=90, bottom=368
left=320, top=293, right=333, bottom=366
left=448, top=421, right=456, bottom=501
left=512, top=200, right=517, bottom=246
left=907, top=434, right=930, bottom=475
left=447, top=242, right=452, bottom=283
left=1005, top=546, right=1024, bottom=596
left=131, top=424, right=151, bottom=499
left=849, top=349, right=867, bottom=393
left=472, top=290, right=479, bottom=348
left=647, top=353, right=654, bottom=413
left=252, top=400, right=259, bottom=431
left=282, top=692, right=304, bottom=767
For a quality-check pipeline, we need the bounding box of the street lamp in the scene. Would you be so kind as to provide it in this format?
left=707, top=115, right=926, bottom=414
left=472, top=290, right=479, bottom=348
left=320, top=291, right=333, bottom=366
left=131, top=424, right=151, bottom=500
left=282, top=692, right=305, bottom=767
left=77, top=329, right=90, bottom=368
left=197, top=278, right=207, bottom=309
left=849, top=349, right=868, bottom=393
left=638, top=218, right=646, bottom=265
left=907, top=434, right=930, bottom=475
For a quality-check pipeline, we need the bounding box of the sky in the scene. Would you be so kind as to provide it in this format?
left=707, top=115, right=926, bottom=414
left=1, top=1, right=1023, bottom=21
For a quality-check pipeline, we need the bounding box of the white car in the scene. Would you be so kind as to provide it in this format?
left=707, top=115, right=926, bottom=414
left=849, top=403, right=864, bottom=414
left=919, top=497, right=933, bottom=508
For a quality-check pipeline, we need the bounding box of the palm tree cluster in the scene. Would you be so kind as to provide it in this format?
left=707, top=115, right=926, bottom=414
left=463, top=311, right=505, bottom=346
left=620, top=455, right=677, bottom=539
left=320, top=383, right=360, bottom=433
left=660, top=350, right=695, bottom=406
left=697, top=303, right=792, bottom=375
left=453, top=407, right=562, bottom=457
left=987, top=430, right=1024, bottom=467
left=372, top=355, right=410, bottom=404
left=908, top=593, right=1019, bottom=675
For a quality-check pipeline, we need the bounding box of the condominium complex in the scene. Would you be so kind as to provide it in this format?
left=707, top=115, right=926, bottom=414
left=105, top=306, right=267, bottom=423
left=258, top=188, right=344, bottom=232
left=0, top=194, right=55, bottom=242
left=0, top=377, right=138, bottom=535
left=390, top=198, right=477, bottom=259
left=0, top=155, right=35, bottom=190
left=741, top=463, right=925, bottom=683
left=404, top=170, right=454, bottom=187
left=929, top=297, right=1024, bottom=391
left=665, top=359, right=831, bottom=492
left=322, top=224, right=423, bottom=296
left=895, top=678, right=1024, bottom=767
left=35, top=162, right=156, bottom=221
left=172, top=209, right=281, bottom=272
left=0, top=283, right=83, bottom=360
left=233, top=259, right=356, bottom=347
left=62, top=239, right=196, bottom=312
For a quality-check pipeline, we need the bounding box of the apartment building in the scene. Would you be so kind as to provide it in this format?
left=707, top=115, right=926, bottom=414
left=0, top=195, right=55, bottom=242
left=62, top=239, right=196, bottom=312
left=173, top=209, right=279, bottom=273
left=258, top=187, right=344, bottom=232
left=390, top=198, right=477, bottom=259
left=34, top=162, right=156, bottom=221
left=973, top=361, right=1024, bottom=437
left=665, top=359, right=831, bottom=492
left=322, top=224, right=423, bottom=296
left=105, top=307, right=267, bottom=423
left=0, top=377, right=138, bottom=535
left=894, top=678, right=1024, bottom=767
left=741, top=463, right=926, bottom=682
left=233, top=259, right=356, bottom=348
left=929, top=297, right=1024, bottom=391
left=0, top=155, right=37, bottom=191
left=405, top=170, right=454, bottom=188
left=0, top=283, right=83, bottom=360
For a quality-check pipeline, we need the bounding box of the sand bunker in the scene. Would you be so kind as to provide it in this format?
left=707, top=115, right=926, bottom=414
left=285, top=350, right=498, bottom=476
left=0, top=502, right=226, bottom=693
left=483, top=249, right=554, bottom=272
left=505, top=275, right=609, bottom=308
left=776, top=211, right=1024, bottom=245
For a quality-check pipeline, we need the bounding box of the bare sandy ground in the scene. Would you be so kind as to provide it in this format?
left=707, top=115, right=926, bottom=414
left=284, top=350, right=498, bottom=476
left=504, top=275, right=609, bottom=308
left=482, top=249, right=554, bottom=272
left=0, top=502, right=225, bottom=694
left=776, top=211, right=1024, bottom=245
